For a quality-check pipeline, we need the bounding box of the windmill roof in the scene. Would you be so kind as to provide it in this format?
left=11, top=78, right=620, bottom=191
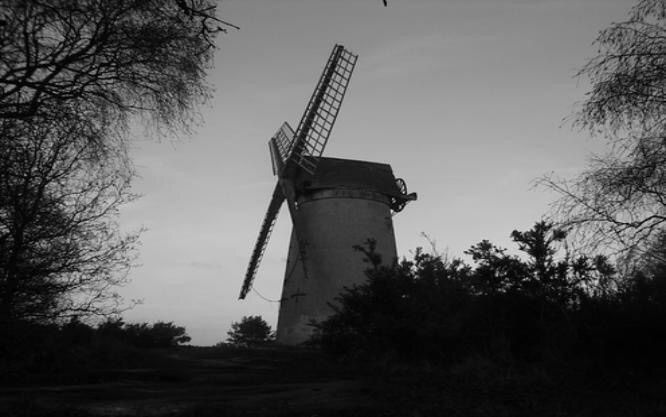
left=295, top=157, right=402, bottom=197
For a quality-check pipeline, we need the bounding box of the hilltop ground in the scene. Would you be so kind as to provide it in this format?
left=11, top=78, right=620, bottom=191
left=1, top=346, right=665, bottom=417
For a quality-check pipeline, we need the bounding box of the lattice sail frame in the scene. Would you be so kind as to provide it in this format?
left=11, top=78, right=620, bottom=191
left=288, top=45, right=358, bottom=175
left=269, top=122, right=295, bottom=175
left=240, top=184, right=285, bottom=299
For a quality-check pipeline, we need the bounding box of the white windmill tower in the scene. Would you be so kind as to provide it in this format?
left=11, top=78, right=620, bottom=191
left=240, top=45, right=416, bottom=345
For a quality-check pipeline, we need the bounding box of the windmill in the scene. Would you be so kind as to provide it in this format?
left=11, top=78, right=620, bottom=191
left=240, top=44, right=416, bottom=345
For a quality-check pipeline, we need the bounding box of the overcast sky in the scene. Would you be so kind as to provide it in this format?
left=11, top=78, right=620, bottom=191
left=118, top=0, right=631, bottom=345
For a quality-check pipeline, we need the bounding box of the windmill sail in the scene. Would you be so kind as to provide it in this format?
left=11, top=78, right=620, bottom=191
left=287, top=45, right=358, bottom=175
left=269, top=122, right=295, bottom=176
left=240, top=44, right=358, bottom=301
left=239, top=184, right=285, bottom=299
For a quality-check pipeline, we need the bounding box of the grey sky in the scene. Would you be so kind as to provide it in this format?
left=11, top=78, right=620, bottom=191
left=119, top=0, right=631, bottom=345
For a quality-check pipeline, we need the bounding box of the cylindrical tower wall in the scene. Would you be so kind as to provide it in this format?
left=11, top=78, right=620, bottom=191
left=276, top=188, right=397, bottom=345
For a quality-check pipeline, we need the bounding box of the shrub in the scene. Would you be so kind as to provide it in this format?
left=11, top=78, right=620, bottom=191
left=315, top=222, right=666, bottom=372
left=226, top=316, right=274, bottom=347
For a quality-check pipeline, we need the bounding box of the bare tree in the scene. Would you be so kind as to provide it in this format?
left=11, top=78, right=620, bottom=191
left=0, top=115, right=138, bottom=330
left=0, top=0, right=227, bottom=151
left=0, top=0, right=229, bottom=334
left=543, top=0, right=666, bottom=254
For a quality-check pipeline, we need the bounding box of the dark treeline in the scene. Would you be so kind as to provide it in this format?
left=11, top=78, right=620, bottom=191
left=1, top=318, right=190, bottom=385
left=314, top=222, right=666, bottom=376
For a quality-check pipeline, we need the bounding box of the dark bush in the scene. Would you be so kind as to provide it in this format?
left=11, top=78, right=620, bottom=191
left=123, top=321, right=191, bottom=348
left=0, top=317, right=192, bottom=385
left=226, top=316, right=274, bottom=347
left=315, top=222, right=666, bottom=373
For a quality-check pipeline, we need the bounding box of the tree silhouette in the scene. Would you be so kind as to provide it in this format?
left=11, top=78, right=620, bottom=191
left=123, top=321, right=191, bottom=348
left=315, top=222, right=618, bottom=362
left=226, top=316, right=273, bottom=347
left=1, top=0, right=222, bottom=137
left=0, top=1, right=224, bottom=340
left=544, top=0, right=666, bottom=254
left=0, top=116, right=138, bottom=333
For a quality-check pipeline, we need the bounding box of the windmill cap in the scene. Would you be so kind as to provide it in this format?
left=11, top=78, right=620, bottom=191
left=292, top=157, right=407, bottom=198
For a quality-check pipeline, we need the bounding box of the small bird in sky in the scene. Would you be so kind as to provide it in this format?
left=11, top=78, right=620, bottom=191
left=383, top=0, right=388, bottom=6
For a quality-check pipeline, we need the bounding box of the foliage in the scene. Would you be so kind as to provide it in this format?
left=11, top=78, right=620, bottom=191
left=315, top=222, right=666, bottom=370
left=543, top=0, right=666, bottom=253
left=123, top=321, right=191, bottom=348
left=466, top=222, right=616, bottom=302
left=0, top=117, right=139, bottom=333
left=226, top=316, right=274, bottom=347
left=0, top=0, right=225, bottom=336
left=0, top=0, right=224, bottom=140
left=0, top=317, right=191, bottom=385
left=315, top=246, right=473, bottom=361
